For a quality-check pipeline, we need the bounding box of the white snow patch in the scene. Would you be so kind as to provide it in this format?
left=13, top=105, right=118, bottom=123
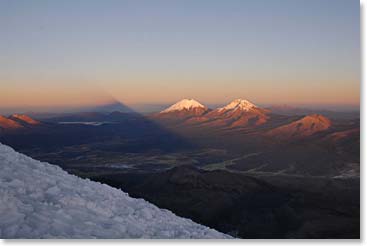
left=218, top=99, right=256, bottom=112
left=161, top=99, right=207, bottom=113
left=0, top=143, right=230, bottom=239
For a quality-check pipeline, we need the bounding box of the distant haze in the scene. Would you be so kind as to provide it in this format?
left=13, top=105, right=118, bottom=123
left=0, top=0, right=359, bottom=113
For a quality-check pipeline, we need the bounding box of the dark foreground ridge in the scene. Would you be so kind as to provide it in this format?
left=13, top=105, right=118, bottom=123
left=91, top=165, right=360, bottom=239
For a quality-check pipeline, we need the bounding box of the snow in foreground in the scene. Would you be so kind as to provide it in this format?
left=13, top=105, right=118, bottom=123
left=0, top=143, right=230, bottom=239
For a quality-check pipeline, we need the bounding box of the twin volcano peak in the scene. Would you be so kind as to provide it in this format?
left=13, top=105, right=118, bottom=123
left=160, top=98, right=259, bottom=114
left=218, top=99, right=256, bottom=112
left=160, top=99, right=207, bottom=113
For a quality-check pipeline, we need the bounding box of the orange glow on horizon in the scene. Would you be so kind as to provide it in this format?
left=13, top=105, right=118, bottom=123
left=0, top=77, right=360, bottom=110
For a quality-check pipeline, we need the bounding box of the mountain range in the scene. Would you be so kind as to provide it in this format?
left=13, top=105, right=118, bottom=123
left=154, top=98, right=336, bottom=139
left=0, top=98, right=358, bottom=143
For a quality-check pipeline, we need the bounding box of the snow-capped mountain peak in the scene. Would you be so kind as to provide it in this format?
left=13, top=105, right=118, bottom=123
left=218, top=99, right=256, bottom=112
left=161, top=99, right=207, bottom=113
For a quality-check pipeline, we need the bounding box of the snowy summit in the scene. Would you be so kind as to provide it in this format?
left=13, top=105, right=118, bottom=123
left=161, top=99, right=207, bottom=113
left=0, top=143, right=230, bottom=239
left=218, top=99, right=256, bottom=112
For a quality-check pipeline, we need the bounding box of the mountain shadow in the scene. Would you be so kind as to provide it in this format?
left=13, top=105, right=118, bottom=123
left=0, top=99, right=197, bottom=155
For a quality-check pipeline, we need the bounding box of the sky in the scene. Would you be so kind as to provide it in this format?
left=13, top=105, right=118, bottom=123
left=0, top=0, right=360, bottom=112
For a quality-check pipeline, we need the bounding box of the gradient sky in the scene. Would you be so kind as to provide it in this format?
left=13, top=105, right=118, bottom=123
left=0, top=0, right=360, bottom=112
